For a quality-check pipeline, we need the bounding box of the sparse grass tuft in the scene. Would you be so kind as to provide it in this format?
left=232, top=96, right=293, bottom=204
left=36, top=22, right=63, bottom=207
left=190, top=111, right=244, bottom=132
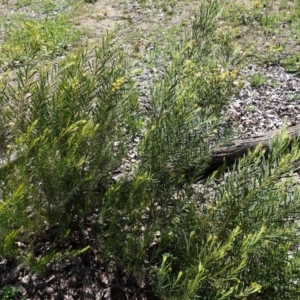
left=248, top=72, right=267, bottom=87
left=0, top=14, right=80, bottom=65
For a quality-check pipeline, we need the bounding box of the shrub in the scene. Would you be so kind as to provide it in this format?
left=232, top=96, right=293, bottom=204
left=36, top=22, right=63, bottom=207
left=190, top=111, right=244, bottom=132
left=95, top=1, right=300, bottom=299
left=0, top=31, right=140, bottom=251
left=0, top=285, right=23, bottom=300
left=0, top=1, right=300, bottom=299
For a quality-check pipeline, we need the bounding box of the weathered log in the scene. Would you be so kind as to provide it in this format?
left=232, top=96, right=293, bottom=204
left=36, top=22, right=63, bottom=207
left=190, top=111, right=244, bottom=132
left=203, top=124, right=300, bottom=176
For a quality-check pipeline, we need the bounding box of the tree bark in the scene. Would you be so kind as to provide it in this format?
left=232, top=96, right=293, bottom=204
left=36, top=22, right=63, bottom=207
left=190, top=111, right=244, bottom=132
left=203, top=124, right=300, bottom=176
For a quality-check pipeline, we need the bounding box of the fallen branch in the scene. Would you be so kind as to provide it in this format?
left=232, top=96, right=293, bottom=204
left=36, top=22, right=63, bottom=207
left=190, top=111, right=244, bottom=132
left=203, top=124, right=300, bottom=176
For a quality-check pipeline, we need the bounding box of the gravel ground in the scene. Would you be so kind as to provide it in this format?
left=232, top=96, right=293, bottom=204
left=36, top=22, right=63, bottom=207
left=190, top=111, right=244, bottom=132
left=228, top=63, right=300, bottom=137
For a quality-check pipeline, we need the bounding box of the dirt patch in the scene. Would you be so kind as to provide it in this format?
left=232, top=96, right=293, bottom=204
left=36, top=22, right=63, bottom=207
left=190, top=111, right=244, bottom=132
left=73, top=1, right=125, bottom=43
left=73, top=0, right=201, bottom=45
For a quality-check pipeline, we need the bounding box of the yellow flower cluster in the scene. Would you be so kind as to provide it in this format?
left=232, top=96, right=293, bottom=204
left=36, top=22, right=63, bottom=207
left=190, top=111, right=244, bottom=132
left=252, top=0, right=263, bottom=9
left=181, top=59, right=195, bottom=75
left=70, top=77, right=80, bottom=91
left=111, top=77, right=125, bottom=93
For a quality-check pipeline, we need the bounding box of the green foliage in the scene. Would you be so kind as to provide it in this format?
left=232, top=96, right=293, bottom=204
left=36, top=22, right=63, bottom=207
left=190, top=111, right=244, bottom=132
left=23, top=246, right=90, bottom=276
left=1, top=0, right=300, bottom=299
left=222, top=0, right=266, bottom=26
left=14, top=0, right=72, bottom=12
left=0, top=14, right=79, bottom=65
left=1, top=227, right=23, bottom=258
left=0, top=285, right=23, bottom=300
left=281, top=53, right=300, bottom=73
left=94, top=2, right=300, bottom=299
left=145, top=132, right=300, bottom=300
left=248, top=72, right=267, bottom=87
left=96, top=0, right=238, bottom=269
left=15, top=0, right=33, bottom=8
left=0, top=31, right=139, bottom=240
left=139, top=0, right=238, bottom=185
